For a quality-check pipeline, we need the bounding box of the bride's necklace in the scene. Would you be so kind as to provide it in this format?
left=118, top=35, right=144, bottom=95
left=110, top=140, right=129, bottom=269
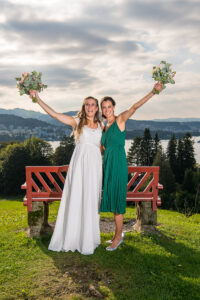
left=105, top=117, right=116, bottom=132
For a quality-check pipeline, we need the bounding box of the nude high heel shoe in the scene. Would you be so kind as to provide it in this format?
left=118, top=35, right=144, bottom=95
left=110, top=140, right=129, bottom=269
left=106, top=232, right=125, bottom=245
left=106, top=237, right=124, bottom=251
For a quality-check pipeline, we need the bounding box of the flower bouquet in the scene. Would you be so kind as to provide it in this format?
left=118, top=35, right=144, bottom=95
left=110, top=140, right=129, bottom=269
left=152, top=61, right=176, bottom=94
left=15, top=71, right=47, bottom=102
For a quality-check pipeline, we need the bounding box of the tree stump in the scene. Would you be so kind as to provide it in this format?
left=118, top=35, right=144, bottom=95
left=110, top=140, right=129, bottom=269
left=27, top=202, right=53, bottom=237
left=133, top=202, right=157, bottom=233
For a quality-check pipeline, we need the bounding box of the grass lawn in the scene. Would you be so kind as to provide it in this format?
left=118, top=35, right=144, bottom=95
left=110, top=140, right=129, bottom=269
left=0, top=196, right=200, bottom=300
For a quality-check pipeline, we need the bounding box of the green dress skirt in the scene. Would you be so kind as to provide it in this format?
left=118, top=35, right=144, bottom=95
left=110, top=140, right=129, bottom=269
left=100, top=121, right=128, bottom=214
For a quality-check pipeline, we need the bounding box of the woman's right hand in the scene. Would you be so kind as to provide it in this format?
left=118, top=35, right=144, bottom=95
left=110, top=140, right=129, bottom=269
left=29, top=90, right=39, bottom=101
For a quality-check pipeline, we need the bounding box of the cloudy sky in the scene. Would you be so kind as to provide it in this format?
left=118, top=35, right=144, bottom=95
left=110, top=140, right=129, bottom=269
left=0, top=0, right=199, bottom=119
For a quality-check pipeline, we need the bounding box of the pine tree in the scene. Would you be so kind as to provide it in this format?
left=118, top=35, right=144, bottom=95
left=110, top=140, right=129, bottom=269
left=152, top=132, right=161, bottom=161
left=153, top=149, right=176, bottom=209
left=176, top=169, right=200, bottom=216
left=176, top=138, right=184, bottom=183
left=176, top=133, right=196, bottom=184
left=140, top=128, right=153, bottom=166
left=167, top=134, right=177, bottom=177
left=182, top=133, right=196, bottom=171
left=127, top=137, right=142, bottom=166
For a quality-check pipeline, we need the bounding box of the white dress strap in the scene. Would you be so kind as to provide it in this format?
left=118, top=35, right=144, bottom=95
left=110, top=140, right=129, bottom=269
left=74, top=117, right=80, bottom=126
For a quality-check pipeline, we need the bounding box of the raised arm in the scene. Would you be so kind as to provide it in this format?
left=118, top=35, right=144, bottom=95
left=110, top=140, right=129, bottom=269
left=118, top=82, right=162, bottom=123
left=29, top=90, right=76, bottom=128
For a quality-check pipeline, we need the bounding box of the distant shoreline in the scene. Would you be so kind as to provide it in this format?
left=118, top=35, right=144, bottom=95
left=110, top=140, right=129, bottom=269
left=49, top=136, right=200, bottom=164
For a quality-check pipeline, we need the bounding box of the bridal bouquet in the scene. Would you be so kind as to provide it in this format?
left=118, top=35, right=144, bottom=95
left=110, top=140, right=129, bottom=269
left=152, top=61, right=176, bottom=94
left=15, top=71, right=47, bottom=102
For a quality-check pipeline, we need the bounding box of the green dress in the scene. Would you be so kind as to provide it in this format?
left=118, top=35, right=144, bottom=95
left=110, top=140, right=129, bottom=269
left=100, top=121, right=128, bottom=214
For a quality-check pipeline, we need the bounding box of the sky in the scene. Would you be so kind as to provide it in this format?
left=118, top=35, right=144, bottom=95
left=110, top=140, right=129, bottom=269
left=0, top=0, right=200, bottom=120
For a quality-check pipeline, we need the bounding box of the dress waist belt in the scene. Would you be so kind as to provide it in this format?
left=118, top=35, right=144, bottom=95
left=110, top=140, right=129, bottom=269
left=105, top=145, right=124, bottom=150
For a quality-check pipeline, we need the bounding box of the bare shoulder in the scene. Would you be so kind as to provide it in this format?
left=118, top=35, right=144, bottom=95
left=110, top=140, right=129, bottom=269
left=116, top=113, right=126, bottom=124
left=116, top=115, right=125, bottom=131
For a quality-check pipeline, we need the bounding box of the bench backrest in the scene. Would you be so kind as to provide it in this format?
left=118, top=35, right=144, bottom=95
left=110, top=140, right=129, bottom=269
left=127, top=166, right=159, bottom=199
left=25, top=165, right=68, bottom=206
left=25, top=165, right=159, bottom=197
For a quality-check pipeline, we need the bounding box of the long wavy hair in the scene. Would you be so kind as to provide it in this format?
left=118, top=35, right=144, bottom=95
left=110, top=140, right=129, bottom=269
left=74, top=96, right=102, bottom=141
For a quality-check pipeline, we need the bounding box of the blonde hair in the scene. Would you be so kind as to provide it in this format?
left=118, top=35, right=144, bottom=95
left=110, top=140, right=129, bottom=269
left=74, top=96, right=102, bottom=141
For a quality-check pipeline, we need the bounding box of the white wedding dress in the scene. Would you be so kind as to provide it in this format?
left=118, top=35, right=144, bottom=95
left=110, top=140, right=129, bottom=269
left=48, top=119, right=102, bottom=255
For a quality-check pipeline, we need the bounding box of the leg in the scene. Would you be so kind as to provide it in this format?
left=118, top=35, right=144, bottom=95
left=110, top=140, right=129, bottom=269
left=110, top=213, right=123, bottom=248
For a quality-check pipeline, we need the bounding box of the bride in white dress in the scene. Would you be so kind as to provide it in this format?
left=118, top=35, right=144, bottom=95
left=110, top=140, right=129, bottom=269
left=29, top=91, right=103, bottom=255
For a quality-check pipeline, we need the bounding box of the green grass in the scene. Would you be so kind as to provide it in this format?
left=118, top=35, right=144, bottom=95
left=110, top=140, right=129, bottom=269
left=0, top=197, right=200, bottom=300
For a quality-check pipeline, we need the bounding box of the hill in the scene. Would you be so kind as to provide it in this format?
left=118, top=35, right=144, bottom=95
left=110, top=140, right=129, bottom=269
left=0, top=114, right=56, bottom=128
left=154, top=117, right=200, bottom=122
left=0, top=108, right=77, bottom=126
left=0, top=109, right=200, bottom=140
left=1, top=108, right=200, bottom=131
left=125, top=119, right=200, bottom=136
left=0, top=114, right=70, bottom=142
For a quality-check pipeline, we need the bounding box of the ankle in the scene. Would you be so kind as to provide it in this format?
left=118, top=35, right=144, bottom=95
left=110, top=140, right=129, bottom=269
left=114, top=235, right=122, bottom=241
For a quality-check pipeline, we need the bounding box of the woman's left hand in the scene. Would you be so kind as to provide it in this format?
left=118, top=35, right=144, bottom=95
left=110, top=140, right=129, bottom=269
left=153, top=82, right=162, bottom=94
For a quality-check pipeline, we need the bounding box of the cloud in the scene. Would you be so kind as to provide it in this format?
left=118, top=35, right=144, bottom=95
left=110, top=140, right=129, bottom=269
left=0, top=65, right=98, bottom=88
left=0, top=0, right=199, bottom=120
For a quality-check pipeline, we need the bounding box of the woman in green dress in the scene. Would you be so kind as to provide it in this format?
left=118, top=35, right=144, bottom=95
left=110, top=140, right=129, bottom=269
left=100, top=82, right=162, bottom=251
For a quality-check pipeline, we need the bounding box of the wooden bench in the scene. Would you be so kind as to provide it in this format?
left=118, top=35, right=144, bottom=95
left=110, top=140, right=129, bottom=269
left=21, top=165, right=163, bottom=211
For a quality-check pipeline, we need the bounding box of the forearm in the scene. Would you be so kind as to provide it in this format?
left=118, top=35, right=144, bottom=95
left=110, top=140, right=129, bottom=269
left=120, top=90, right=154, bottom=121
left=132, top=90, right=154, bottom=111
left=29, top=90, right=76, bottom=127
left=36, top=96, right=58, bottom=119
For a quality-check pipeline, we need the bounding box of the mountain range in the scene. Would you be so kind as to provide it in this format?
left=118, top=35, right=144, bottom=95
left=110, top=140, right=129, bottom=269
left=0, top=108, right=200, bottom=140
left=0, top=108, right=76, bottom=127
left=1, top=108, right=200, bottom=125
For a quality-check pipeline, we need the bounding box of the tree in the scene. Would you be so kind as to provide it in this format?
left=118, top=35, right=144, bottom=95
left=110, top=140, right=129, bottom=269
left=167, top=134, right=177, bottom=177
left=176, top=169, right=200, bottom=216
left=52, top=135, right=75, bottom=165
left=127, top=137, right=142, bottom=166
left=182, top=133, right=196, bottom=171
left=24, top=137, right=53, bottom=166
left=152, top=132, right=161, bottom=161
left=176, top=133, right=196, bottom=184
left=176, top=138, right=185, bottom=183
left=0, top=143, right=29, bottom=194
left=0, top=138, right=54, bottom=195
left=153, top=149, right=176, bottom=209
left=140, top=128, right=153, bottom=166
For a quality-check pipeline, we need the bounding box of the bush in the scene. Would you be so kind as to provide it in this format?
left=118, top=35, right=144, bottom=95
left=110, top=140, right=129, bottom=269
left=0, top=137, right=54, bottom=195
left=0, top=143, right=29, bottom=194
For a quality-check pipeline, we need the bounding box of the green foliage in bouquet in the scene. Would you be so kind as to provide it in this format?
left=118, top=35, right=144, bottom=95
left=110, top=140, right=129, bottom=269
left=15, top=71, right=47, bottom=102
left=152, top=61, right=176, bottom=94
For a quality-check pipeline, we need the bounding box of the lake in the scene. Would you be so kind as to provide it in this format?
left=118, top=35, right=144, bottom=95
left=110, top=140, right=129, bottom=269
left=49, top=136, right=200, bottom=164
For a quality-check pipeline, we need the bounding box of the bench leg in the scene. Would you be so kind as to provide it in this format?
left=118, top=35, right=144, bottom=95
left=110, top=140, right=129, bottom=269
left=133, top=202, right=157, bottom=233
left=27, top=202, right=53, bottom=237
left=41, top=202, right=53, bottom=235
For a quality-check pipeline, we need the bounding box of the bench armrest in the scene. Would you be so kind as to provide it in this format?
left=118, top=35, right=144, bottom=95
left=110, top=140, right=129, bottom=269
left=21, top=182, right=27, bottom=190
left=157, top=183, right=163, bottom=190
